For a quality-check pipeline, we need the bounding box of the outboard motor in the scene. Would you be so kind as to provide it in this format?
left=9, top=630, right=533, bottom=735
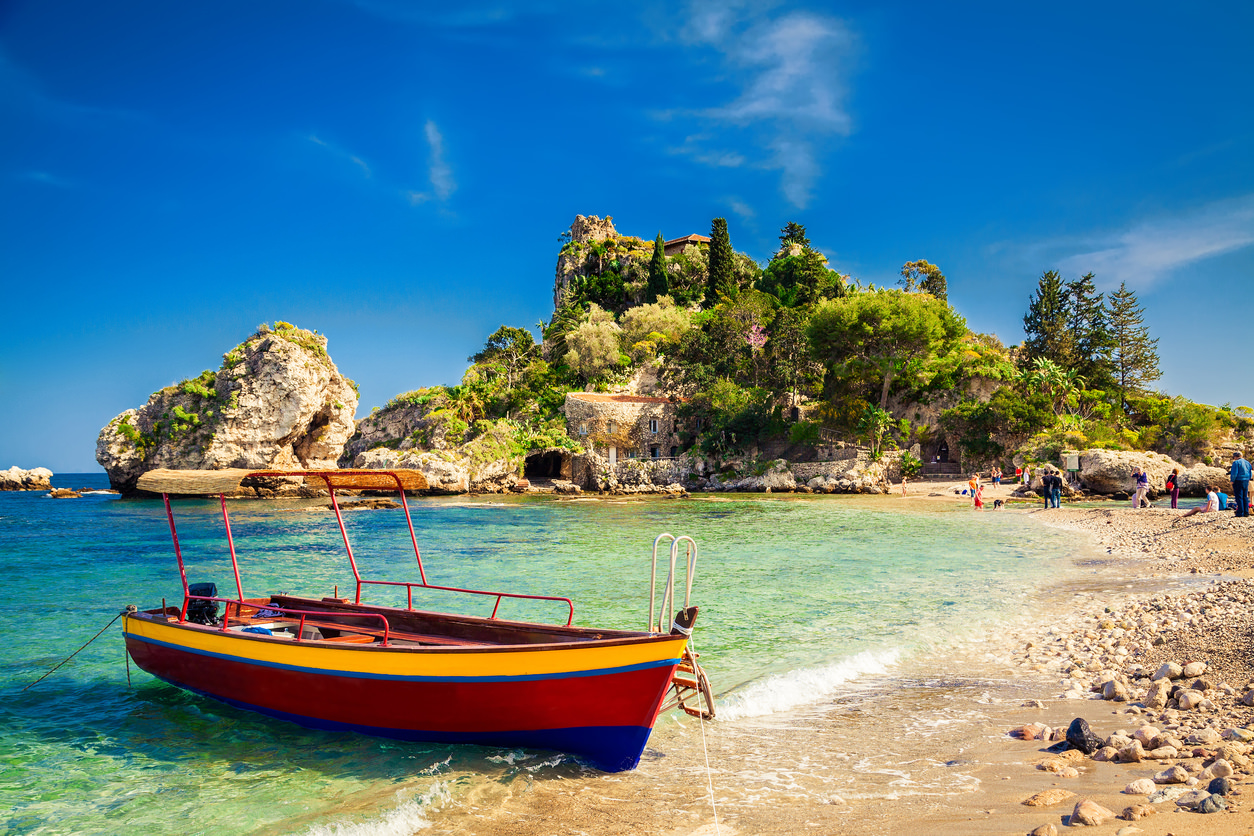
left=186, top=582, right=219, bottom=625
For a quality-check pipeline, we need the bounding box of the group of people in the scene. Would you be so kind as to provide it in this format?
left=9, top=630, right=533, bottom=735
left=958, top=453, right=1254, bottom=518
left=963, top=464, right=1066, bottom=511
left=1136, top=451, right=1252, bottom=518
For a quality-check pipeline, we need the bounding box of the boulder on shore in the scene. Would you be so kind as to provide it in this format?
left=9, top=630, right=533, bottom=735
left=96, top=323, right=359, bottom=495
left=1076, top=449, right=1230, bottom=496
left=0, top=466, right=53, bottom=491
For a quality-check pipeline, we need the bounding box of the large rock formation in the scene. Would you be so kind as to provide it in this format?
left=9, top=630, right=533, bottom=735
left=1074, top=449, right=1231, bottom=497
left=553, top=214, right=619, bottom=310
left=1, top=466, right=53, bottom=491
left=96, top=323, right=358, bottom=494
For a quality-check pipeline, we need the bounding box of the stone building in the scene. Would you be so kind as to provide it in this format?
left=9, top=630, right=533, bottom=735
left=563, top=392, right=681, bottom=466
left=663, top=233, right=710, bottom=256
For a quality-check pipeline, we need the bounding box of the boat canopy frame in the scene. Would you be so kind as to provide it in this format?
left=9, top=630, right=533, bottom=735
left=137, top=469, right=576, bottom=627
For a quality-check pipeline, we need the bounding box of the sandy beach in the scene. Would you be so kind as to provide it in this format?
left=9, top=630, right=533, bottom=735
left=404, top=486, right=1254, bottom=836
left=870, top=484, right=1254, bottom=835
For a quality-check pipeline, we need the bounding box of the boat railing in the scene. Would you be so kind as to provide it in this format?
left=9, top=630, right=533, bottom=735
left=648, top=533, right=697, bottom=634
left=179, top=595, right=393, bottom=646
left=356, top=579, right=575, bottom=626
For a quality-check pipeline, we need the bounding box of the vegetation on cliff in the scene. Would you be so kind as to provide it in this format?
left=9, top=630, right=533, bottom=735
left=365, top=215, right=1250, bottom=475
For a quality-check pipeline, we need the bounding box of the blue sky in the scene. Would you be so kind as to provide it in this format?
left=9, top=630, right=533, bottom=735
left=2, top=1, right=1251, bottom=472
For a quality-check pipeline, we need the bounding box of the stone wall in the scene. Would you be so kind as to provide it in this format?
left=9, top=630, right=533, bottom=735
left=564, top=393, right=681, bottom=461
left=571, top=451, right=692, bottom=493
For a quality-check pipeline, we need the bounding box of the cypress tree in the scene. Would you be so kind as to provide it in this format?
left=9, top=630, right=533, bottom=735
left=646, top=231, right=668, bottom=303
left=1065, top=272, right=1115, bottom=389
left=705, top=217, right=734, bottom=306
left=1107, top=281, right=1161, bottom=412
left=1022, top=270, right=1071, bottom=366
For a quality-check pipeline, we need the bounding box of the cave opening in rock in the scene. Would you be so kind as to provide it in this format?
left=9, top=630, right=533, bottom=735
left=524, top=450, right=568, bottom=480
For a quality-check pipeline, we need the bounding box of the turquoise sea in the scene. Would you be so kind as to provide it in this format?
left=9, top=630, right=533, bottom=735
left=3, top=475, right=1095, bottom=835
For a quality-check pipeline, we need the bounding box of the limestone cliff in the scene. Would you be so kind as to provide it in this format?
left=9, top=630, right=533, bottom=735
left=96, top=323, right=359, bottom=494
left=553, top=214, right=620, bottom=310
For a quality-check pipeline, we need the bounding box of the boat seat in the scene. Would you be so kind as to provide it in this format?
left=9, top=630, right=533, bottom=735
left=320, top=634, right=375, bottom=644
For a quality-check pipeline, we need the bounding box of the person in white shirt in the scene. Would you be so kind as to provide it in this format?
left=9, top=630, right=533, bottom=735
left=1181, top=486, right=1219, bottom=518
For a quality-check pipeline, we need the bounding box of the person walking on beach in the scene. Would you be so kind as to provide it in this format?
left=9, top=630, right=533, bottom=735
left=1166, top=468, right=1180, bottom=509
left=1131, top=467, right=1149, bottom=509
left=1231, top=451, right=1251, bottom=518
left=1015, top=466, right=1023, bottom=484
left=1046, top=469, right=1062, bottom=508
left=973, top=480, right=984, bottom=510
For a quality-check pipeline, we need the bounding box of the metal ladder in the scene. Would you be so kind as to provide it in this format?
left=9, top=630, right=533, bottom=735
left=651, top=533, right=716, bottom=720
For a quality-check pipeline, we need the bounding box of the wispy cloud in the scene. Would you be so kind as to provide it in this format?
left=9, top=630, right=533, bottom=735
left=407, top=120, right=456, bottom=205
left=16, top=170, right=75, bottom=188
left=308, top=134, right=373, bottom=179
left=670, top=5, right=856, bottom=208
left=1054, top=195, right=1254, bottom=290
left=727, top=197, right=756, bottom=221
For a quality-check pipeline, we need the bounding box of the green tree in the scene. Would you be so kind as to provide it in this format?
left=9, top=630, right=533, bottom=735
left=855, top=403, right=894, bottom=457
left=1107, top=281, right=1161, bottom=412
left=1022, top=270, right=1072, bottom=367
left=1065, top=272, right=1115, bottom=390
left=899, top=259, right=948, bottom=302
left=705, top=217, right=734, bottom=305
left=765, top=306, right=822, bottom=407
left=778, top=221, right=810, bottom=250
left=759, top=224, right=846, bottom=306
left=469, top=326, right=538, bottom=390
left=563, top=305, right=625, bottom=383
left=808, top=289, right=967, bottom=410
left=646, top=231, right=668, bottom=303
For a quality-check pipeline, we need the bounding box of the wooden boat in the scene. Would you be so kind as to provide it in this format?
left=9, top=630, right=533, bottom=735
left=122, top=468, right=713, bottom=772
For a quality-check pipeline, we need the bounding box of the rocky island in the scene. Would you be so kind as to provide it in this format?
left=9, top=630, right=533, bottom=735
left=97, top=215, right=1252, bottom=503
left=0, top=466, right=53, bottom=491
left=96, top=322, right=357, bottom=495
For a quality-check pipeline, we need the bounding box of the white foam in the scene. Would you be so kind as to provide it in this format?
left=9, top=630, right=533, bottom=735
left=302, top=781, right=451, bottom=836
left=716, top=648, right=903, bottom=720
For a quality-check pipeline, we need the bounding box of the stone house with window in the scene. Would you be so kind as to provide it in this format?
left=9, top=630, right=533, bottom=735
left=563, top=392, right=681, bottom=466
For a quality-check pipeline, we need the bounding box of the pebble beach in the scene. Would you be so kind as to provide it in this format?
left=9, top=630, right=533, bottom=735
left=900, top=493, right=1254, bottom=836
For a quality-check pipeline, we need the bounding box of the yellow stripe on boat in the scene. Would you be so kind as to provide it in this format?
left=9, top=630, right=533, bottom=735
left=125, top=617, right=686, bottom=679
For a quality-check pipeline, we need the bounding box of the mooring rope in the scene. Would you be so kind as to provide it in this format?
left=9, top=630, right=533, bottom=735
left=22, top=608, right=132, bottom=692
left=691, top=638, right=719, bottom=835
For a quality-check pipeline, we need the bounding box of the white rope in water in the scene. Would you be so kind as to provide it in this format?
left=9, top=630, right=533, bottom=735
left=691, top=636, right=719, bottom=834
left=698, top=711, right=719, bottom=834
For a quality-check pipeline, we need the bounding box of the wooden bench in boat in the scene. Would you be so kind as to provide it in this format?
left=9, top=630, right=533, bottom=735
left=222, top=614, right=492, bottom=647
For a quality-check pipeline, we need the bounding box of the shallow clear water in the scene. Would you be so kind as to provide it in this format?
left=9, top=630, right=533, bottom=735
left=2, top=475, right=1087, bottom=834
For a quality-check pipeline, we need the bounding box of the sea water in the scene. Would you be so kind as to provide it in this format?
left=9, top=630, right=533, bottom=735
left=1, top=475, right=1091, bottom=835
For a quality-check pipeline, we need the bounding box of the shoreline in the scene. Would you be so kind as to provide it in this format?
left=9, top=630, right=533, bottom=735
left=886, top=494, right=1254, bottom=834
left=392, top=491, right=1254, bottom=836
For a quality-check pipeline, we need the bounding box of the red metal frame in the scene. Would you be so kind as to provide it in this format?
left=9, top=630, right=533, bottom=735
left=176, top=596, right=394, bottom=645
left=160, top=470, right=576, bottom=627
